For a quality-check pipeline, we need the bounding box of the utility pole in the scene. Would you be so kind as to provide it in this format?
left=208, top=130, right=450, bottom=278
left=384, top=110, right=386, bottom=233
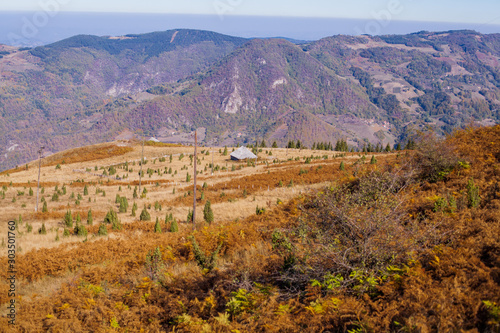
left=35, top=146, right=44, bottom=212
left=211, top=144, right=214, bottom=176
left=192, top=131, right=197, bottom=229
left=139, top=137, right=144, bottom=195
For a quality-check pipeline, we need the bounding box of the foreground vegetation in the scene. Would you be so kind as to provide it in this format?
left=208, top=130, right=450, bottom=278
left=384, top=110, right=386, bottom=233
left=0, top=126, right=499, bottom=332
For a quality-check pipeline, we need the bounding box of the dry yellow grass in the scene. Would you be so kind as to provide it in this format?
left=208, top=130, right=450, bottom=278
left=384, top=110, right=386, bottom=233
left=1, top=127, right=499, bottom=332
left=0, top=142, right=387, bottom=244
left=0, top=140, right=393, bottom=317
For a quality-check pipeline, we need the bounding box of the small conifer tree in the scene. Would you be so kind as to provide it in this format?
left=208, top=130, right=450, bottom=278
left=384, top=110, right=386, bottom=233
left=83, top=185, right=88, bottom=196
left=340, top=161, right=345, bottom=171
left=189, top=236, right=222, bottom=272
left=64, top=210, right=73, bottom=228
left=140, top=206, right=151, bottom=221
left=154, top=217, right=162, bottom=233
left=131, top=202, right=137, bottom=217
left=74, top=224, right=88, bottom=237
left=98, top=224, right=108, bottom=236
left=39, top=223, right=47, bottom=235
left=42, top=201, right=48, bottom=213
left=466, top=178, right=481, bottom=208
left=104, top=209, right=118, bottom=225
left=203, top=200, right=214, bottom=224
left=112, top=217, right=122, bottom=231
left=87, top=209, right=93, bottom=225
left=119, top=196, right=128, bottom=213
left=170, top=219, right=179, bottom=232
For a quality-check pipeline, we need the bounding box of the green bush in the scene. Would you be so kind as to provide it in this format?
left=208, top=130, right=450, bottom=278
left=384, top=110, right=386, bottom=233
left=104, top=209, right=118, bottom=224
left=119, top=196, right=129, bottom=213
left=154, top=217, right=162, bottom=233
left=87, top=209, right=93, bottom=225
left=203, top=200, right=214, bottom=224
left=64, top=210, right=73, bottom=228
left=74, top=224, right=88, bottom=237
left=189, top=236, right=222, bottom=272
left=466, top=178, right=481, bottom=208
left=169, top=219, right=179, bottom=233
left=140, top=206, right=151, bottom=221
left=38, top=223, right=47, bottom=235
left=145, top=247, right=165, bottom=281
left=98, top=224, right=108, bottom=236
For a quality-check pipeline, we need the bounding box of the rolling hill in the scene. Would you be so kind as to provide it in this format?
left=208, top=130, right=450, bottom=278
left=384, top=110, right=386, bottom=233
left=0, top=29, right=499, bottom=171
left=0, top=125, right=499, bottom=331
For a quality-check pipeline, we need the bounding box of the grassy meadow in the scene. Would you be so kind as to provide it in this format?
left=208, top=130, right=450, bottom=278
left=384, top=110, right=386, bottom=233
left=0, top=126, right=499, bottom=332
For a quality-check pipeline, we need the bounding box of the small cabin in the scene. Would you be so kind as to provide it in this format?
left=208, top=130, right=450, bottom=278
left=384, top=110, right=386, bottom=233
left=230, top=147, right=257, bottom=161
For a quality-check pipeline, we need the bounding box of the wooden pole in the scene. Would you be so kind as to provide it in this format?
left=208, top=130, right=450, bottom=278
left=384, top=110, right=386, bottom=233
left=35, top=146, right=44, bottom=212
left=192, top=131, right=197, bottom=229
left=139, top=138, right=144, bottom=195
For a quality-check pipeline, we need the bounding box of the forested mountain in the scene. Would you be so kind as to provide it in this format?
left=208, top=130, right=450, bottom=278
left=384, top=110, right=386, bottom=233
left=0, top=29, right=499, bottom=171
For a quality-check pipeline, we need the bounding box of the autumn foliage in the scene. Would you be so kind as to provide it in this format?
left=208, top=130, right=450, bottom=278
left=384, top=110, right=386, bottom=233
left=0, top=126, right=499, bottom=332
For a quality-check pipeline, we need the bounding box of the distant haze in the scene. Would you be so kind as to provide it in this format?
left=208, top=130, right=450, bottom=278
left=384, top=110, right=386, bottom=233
left=1, top=12, right=500, bottom=47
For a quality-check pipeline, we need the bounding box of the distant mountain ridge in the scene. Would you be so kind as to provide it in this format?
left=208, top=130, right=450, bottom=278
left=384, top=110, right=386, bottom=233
left=0, top=29, right=499, bottom=171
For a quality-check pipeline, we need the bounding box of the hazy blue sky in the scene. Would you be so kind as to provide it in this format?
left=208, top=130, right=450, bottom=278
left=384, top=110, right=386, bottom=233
left=1, top=0, right=500, bottom=25
left=2, top=0, right=500, bottom=46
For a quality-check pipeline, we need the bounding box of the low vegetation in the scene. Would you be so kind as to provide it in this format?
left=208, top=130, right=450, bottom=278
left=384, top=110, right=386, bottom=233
left=0, top=126, right=499, bottom=331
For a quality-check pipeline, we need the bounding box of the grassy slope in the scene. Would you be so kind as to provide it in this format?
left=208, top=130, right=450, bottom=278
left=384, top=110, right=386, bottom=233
left=0, top=126, right=499, bottom=331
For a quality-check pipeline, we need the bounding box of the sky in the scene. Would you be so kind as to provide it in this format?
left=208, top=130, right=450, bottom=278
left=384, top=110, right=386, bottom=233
left=1, top=0, right=500, bottom=46
left=1, top=0, right=500, bottom=26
